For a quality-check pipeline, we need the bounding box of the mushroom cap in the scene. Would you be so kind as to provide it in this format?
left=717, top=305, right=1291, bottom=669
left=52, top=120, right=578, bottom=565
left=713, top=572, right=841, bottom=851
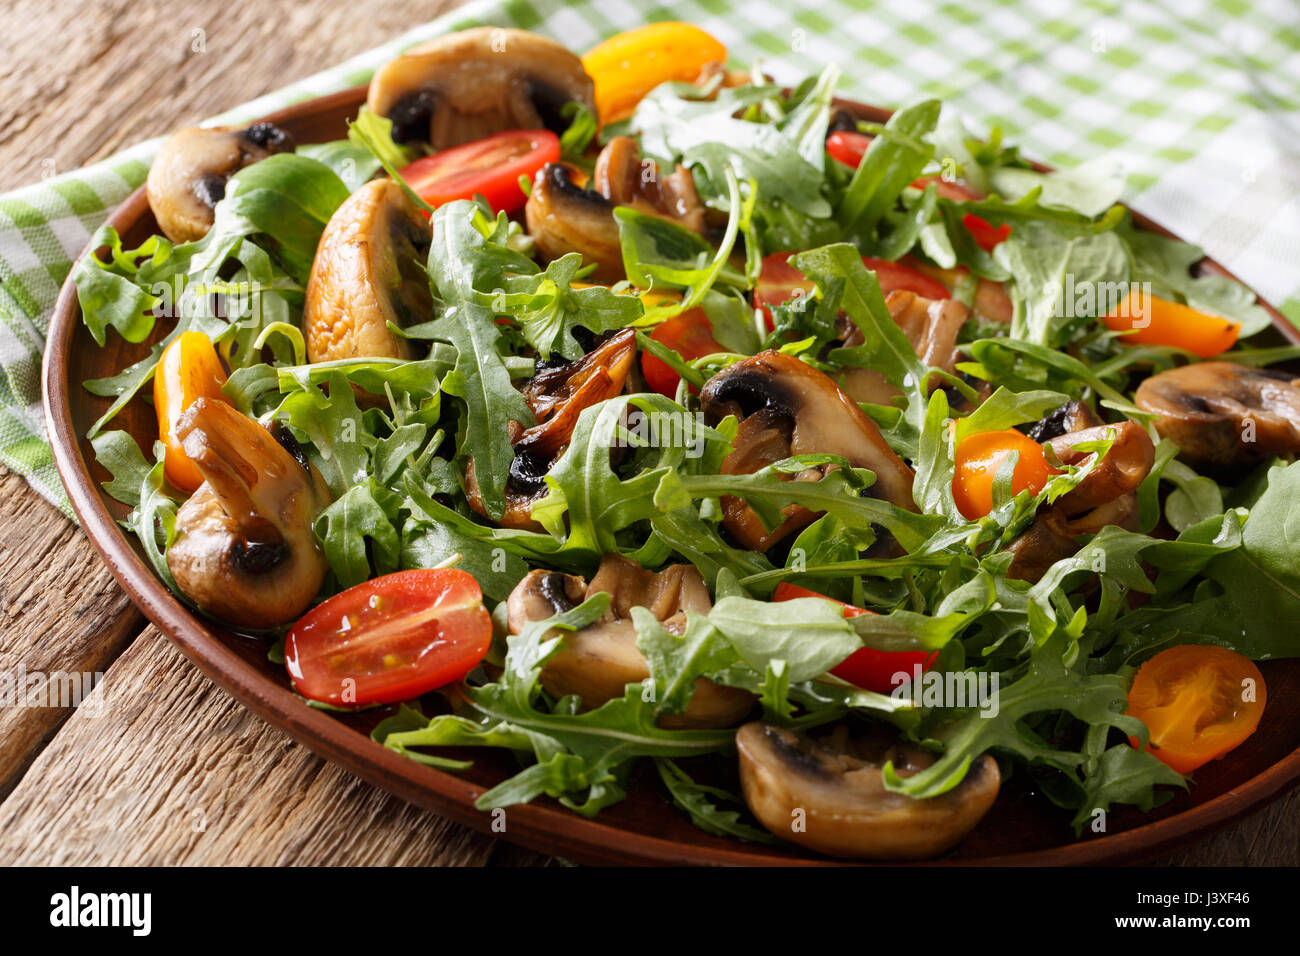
left=1048, top=421, right=1154, bottom=516
left=146, top=122, right=294, bottom=243
left=736, top=722, right=1001, bottom=860
left=505, top=556, right=754, bottom=729
left=302, top=178, right=431, bottom=364
left=1135, top=361, right=1300, bottom=468
left=166, top=400, right=331, bottom=629
left=465, top=330, right=637, bottom=530
left=882, top=289, right=969, bottom=373
left=367, top=27, right=594, bottom=150
left=524, top=163, right=625, bottom=283
left=700, top=350, right=918, bottom=510
left=525, top=138, right=706, bottom=282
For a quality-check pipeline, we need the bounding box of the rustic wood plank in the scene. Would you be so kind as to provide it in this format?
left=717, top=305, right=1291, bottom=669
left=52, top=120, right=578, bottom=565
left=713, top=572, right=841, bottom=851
left=0, top=626, right=551, bottom=865
left=0, top=0, right=474, bottom=187
left=0, top=467, right=142, bottom=799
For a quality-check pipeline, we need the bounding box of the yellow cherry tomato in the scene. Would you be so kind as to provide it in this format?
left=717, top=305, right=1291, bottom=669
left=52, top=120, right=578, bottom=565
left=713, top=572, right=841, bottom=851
left=154, top=331, right=229, bottom=492
left=1126, top=645, right=1266, bottom=774
left=1103, top=289, right=1240, bottom=358
left=952, top=429, right=1059, bottom=520
left=582, top=22, right=727, bottom=123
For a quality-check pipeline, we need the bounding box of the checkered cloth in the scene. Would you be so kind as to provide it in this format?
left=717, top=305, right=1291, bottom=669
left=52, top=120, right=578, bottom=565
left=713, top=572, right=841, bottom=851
left=4, top=0, right=1298, bottom=518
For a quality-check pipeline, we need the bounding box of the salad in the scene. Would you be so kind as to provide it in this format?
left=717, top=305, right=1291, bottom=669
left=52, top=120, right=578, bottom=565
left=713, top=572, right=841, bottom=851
left=74, top=22, right=1297, bottom=860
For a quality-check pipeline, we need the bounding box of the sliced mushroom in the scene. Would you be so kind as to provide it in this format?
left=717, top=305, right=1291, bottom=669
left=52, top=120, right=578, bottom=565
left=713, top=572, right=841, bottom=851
left=367, top=27, right=594, bottom=149
left=525, top=137, right=706, bottom=282
left=1047, top=421, right=1154, bottom=515
left=166, top=399, right=331, bottom=629
left=736, top=722, right=1000, bottom=860
left=1003, top=415, right=1153, bottom=582
left=834, top=291, right=969, bottom=407
left=1021, top=400, right=1102, bottom=442
left=466, top=329, right=636, bottom=528
left=302, top=179, right=432, bottom=365
left=146, top=122, right=294, bottom=243
left=505, top=554, right=754, bottom=729
left=700, top=351, right=916, bottom=552
left=1135, top=361, right=1300, bottom=468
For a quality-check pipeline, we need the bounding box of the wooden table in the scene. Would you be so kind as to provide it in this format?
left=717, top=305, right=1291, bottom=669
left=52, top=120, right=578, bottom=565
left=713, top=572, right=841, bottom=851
left=0, top=0, right=1294, bottom=867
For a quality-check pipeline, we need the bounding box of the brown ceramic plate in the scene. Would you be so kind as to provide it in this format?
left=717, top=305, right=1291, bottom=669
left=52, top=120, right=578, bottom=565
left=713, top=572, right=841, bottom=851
left=42, top=85, right=1300, bottom=866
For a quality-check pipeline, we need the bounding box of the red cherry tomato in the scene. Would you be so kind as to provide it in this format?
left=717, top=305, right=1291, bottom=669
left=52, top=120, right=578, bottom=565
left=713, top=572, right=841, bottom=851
left=640, top=306, right=722, bottom=397
left=772, top=582, right=935, bottom=693
left=961, top=213, right=1012, bottom=252
left=285, top=569, right=492, bottom=707
left=911, top=175, right=1011, bottom=251
left=826, top=130, right=873, bottom=168
left=398, top=129, right=560, bottom=215
left=753, top=251, right=950, bottom=330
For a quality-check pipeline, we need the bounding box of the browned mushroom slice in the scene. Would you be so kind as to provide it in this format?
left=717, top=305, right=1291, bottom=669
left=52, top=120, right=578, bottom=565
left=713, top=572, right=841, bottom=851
left=1135, top=361, right=1300, bottom=468
left=367, top=27, right=594, bottom=149
left=1021, top=400, right=1103, bottom=442
left=1048, top=421, right=1155, bottom=515
left=1003, top=413, right=1154, bottom=582
left=146, top=122, right=294, bottom=243
left=505, top=555, right=754, bottom=729
left=302, top=179, right=432, bottom=365
left=736, top=722, right=1000, bottom=860
left=525, top=137, right=706, bottom=282
left=167, top=399, right=331, bottom=629
left=699, top=350, right=916, bottom=552
left=833, top=291, right=969, bottom=407
left=466, top=329, right=637, bottom=528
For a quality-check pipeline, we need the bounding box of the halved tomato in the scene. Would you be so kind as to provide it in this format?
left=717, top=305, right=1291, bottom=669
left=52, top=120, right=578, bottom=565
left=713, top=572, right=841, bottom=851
left=753, top=251, right=950, bottom=330
left=826, top=130, right=873, bottom=168
left=772, top=582, right=935, bottom=693
left=1126, top=644, right=1267, bottom=774
left=398, top=129, right=560, bottom=215
left=285, top=569, right=492, bottom=707
left=641, top=306, right=722, bottom=397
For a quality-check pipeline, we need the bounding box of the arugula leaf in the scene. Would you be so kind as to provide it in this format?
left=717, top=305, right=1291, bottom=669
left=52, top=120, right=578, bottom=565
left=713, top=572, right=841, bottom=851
left=424, top=303, right=535, bottom=521
left=314, top=481, right=401, bottom=589
left=837, top=99, right=939, bottom=234
left=653, top=758, right=776, bottom=843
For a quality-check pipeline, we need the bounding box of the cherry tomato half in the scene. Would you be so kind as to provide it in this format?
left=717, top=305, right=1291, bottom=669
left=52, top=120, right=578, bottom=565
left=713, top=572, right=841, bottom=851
left=154, top=330, right=229, bottom=493
left=1102, top=289, right=1240, bottom=359
left=1126, top=645, right=1266, bottom=774
left=825, top=130, right=873, bottom=168
left=641, top=306, right=722, bottom=397
left=285, top=569, right=492, bottom=707
left=398, top=129, right=560, bottom=215
left=582, top=22, right=728, bottom=124
left=772, top=582, right=935, bottom=693
left=753, top=251, right=951, bottom=330
left=952, top=429, right=1059, bottom=520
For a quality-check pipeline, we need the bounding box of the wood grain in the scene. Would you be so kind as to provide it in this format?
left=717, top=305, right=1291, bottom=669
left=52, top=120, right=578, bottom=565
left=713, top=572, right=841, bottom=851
left=0, top=0, right=475, bottom=187
left=1, top=0, right=1297, bottom=866
left=0, top=626, right=550, bottom=866
left=0, top=467, right=141, bottom=800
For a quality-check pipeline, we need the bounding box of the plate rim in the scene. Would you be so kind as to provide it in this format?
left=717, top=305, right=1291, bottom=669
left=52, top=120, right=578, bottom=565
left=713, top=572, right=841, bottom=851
left=40, top=84, right=1300, bottom=867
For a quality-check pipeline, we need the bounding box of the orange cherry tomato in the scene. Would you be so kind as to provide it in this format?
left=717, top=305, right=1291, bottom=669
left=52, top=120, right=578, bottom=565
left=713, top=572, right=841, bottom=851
left=641, top=306, right=722, bottom=397
left=285, top=569, right=492, bottom=708
left=398, top=129, right=559, bottom=215
left=1102, top=289, right=1240, bottom=358
left=773, top=582, right=935, bottom=693
left=1126, top=645, right=1266, bottom=774
left=154, top=330, right=229, bottom=493
left=952, top=429, right=1059, bottom=520
left=753, top=251, right=950, bottom=330
left=582, top=22, right=727, bottom=124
